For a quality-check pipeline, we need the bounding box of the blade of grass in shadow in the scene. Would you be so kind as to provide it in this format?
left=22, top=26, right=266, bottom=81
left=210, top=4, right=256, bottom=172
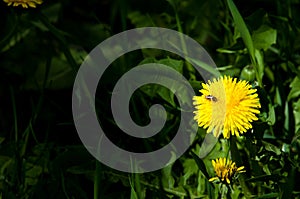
left=282, top=166, right=296, bottom=199
left=226, top=0, right=263, bottom=87
left=94, top=160, right=103, bottom=199
left=190, top=151, right=210, bottom=180
left=130, top=184, right=139, bottom=199
left=129, top=174, right=140, bottom=199
left=105, top=170, right=206, bottom=198
left=191, top=151, right=216, bottom=198
left=226, top=0, right=255, bottom=63
left=0, top=10, right=18, bottom=51
left=131, top=160, right=142, bottom=199
left=61, top=171, right=71, bottom=199
left=166, top=0, right=221, bottom=80
left=167, top=0, right=197, bottom=80
left=167, top=42, right=220, bottom=78
left=10, top=87, right=18, bottom=143
left=230, top=137, right=252, bottom=198
left=186, top=57, right=220, bottom=78
left=36, top=12, right=78, bottom=70
left=94, top=135, right=105, bottom=199
left=10, top=86, right=23, bottom=195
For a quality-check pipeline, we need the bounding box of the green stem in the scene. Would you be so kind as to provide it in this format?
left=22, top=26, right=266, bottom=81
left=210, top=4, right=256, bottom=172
left=10, top=87, right=18, bottom=143
left=230, top=137, right=252, bottom=198
left=94, top=161, right=101, bottom=199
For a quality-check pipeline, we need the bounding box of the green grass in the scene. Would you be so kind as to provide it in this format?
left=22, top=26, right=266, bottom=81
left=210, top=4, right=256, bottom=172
left=0, top=0, right=300, bottom=198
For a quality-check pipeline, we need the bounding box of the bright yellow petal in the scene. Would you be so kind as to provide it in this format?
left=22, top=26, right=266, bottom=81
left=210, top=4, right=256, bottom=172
left=193, top=76, right=260, bottom=139
left=3, top=0, right=42, bottom=8
left=210, top=158, right=245, bottom=185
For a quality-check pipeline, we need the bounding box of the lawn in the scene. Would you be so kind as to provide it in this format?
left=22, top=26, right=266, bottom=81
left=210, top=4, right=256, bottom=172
left=0, top=0, right=300, bottom=198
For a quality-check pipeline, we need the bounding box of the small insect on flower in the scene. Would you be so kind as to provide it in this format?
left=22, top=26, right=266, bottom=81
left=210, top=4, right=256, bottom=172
left=193, top=76, right=261, bottom=139
left=205, top=95, right=218, bottom=102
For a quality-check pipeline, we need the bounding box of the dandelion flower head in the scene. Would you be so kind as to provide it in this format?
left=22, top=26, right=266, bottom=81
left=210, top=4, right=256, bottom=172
left=209, top=157, right=245, bottom=184
left=193, top=76, right=261, bottom=139
left=3, top=0, right=42, bottom=8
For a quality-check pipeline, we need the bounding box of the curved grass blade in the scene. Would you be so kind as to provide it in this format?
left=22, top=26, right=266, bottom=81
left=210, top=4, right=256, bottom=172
left=226, top=0, right=255, bottom=63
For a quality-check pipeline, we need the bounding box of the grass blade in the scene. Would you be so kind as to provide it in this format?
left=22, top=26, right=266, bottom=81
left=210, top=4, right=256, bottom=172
left=226, top=0, right=255, bottom=63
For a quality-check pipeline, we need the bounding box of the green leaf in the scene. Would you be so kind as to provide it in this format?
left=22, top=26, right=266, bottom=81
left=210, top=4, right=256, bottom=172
left=287, top=76, right=300, bottom=101
left=252, top=25, right=277, bottom=51
left=41, top=3, right=61, bottom=23
left=161, top=164, right=175, bottom=189
left=226, top=0, right=255, bottom=63
left=161, top=152, right=176, bottom=189
left=165, top=0, right=179, bottom=9
left=191, top=151, right=210, bottom=180
left=282, top=167, right=296, bottom=199
left=293, top=98, right=300, bottom=133
left=138, top=58, right=191, bottom=107
left=0, top=156, right=12, bottom=175
left=266, top=103, right=276, bottom=125
left=230, top=185, right=242, bottom=199
left=185, top=57, right=220, bottom=78
left=275, top=87, right=282, bottom=106
left=246, top=174, right=280, bottom=183
left=26, top=4, right=60, bottom=36
left=182, top=158, right=199, bottom=184
left=24, top=47, right=86, bottom=90
left=262, top=141, right=281, bottom=155
left=25, top=162, right=43, bottom=186
left=1, top=29, right=31, bottom=53
left=127, top=11, right=153, bottom=27
left=157, top=58, right=183, bottom=74
left=284, top=101, right=290, bottom=132
left=130, top=183, right=139, bottom=199
left=255, top=49, right=264, bottom=84
left=256, top=193, right=279, bottom=199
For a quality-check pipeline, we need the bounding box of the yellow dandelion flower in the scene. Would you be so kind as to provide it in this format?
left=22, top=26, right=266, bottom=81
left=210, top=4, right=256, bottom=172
left=193, top=76, right=261, bottom=139
left=3, top=0, right=42, bottom=8
left=209, top=157, right=245, bottom=184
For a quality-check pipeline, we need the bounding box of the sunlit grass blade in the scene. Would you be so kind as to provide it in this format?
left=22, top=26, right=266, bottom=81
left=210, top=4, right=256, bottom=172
left=226, top=0, right=264, bottom=87
left=226, top=0, right=255, bottom=63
